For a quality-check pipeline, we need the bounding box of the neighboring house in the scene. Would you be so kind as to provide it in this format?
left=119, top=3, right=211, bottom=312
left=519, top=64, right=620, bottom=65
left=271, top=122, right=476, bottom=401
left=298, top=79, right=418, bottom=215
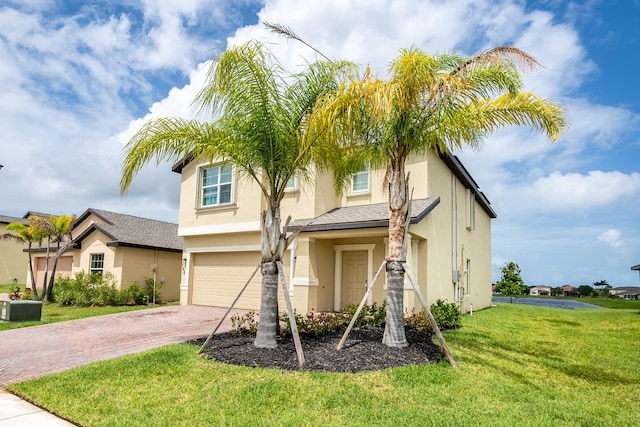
left=608, top=287, right=640, bottom=300
left=28, top=209, right=183, bottom=301
left=173, top=151, right=495, bottom=315
left=0, top=215, right=29, bottom=285
left=530, top=286, right=552, bottom=296
left=560, top=285, right=576, bottom=296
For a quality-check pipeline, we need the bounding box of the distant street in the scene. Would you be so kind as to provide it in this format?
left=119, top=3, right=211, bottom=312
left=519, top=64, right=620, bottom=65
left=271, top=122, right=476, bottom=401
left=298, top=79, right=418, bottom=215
left=492, top=296, right=602, bottom=309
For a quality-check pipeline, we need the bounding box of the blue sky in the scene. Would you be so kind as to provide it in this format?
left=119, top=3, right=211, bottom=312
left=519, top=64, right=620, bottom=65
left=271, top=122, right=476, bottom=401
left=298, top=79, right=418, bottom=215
left=1, top=0, right=639, bottom=288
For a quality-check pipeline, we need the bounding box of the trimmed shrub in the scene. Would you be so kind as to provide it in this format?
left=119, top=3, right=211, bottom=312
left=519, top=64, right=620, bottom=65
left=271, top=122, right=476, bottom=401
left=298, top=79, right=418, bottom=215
left=230, top=311, right=259, bottom=334
left=343, top=301, right=387, bottom=327
left=405, top=300, right=462, bottom=331
left=52, top=271, right=148, bottom=307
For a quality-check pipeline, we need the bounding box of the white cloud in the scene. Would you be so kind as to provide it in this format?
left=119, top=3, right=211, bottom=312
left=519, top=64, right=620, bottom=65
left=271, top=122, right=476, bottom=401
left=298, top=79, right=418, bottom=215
left=598, top=229, right=624, bottom=250
left=520, top=170, right=640, bottom=213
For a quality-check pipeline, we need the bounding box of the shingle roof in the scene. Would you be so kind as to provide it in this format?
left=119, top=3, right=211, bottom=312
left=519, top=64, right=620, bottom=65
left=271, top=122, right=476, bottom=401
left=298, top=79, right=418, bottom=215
left=287, top=197, right=440, bottom=233
left=0, top=215, right=28, bottom=225
left=73, top=209, right=182, bottom=252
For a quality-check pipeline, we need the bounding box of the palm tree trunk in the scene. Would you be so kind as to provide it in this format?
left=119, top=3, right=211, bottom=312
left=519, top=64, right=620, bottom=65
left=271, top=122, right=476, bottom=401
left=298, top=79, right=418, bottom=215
left=27, top=245, right=40, bottom=300
left=255, top=260, right=279, bottom=348
left=382, top=157, right=409, bottom=348
left=44, top=248, right=60, bottom=303
left=42, top=237, right=51, bottom=298
left=255, top=199, right=283, bottom=349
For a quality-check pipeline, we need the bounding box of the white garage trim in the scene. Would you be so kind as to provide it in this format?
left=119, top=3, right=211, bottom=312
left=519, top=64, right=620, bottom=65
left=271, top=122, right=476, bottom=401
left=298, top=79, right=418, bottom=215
left=186, top=245, right=261, bottom=253
left=178, top=221, right=260, bottom=237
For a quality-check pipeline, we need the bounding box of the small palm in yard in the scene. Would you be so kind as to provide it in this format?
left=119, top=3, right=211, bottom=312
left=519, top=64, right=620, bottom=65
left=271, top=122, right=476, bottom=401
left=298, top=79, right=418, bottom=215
left=121, top=41, right=356, bottom=348
left=2, top=220, right=48, bottom=298
left=32, top=214, right=75, bottom=302
left=308, top=46, right=567, bottom=347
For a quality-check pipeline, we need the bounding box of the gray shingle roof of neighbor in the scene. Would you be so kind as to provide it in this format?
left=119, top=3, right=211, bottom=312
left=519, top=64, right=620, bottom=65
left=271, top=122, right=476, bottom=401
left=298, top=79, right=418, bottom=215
left=288, top=197, right=440, bottom=233
left=0, top=215, right=29, bottom=225
left=73, top=208, right=183, bottom=252
left=22, top=211, right=54, bottom=219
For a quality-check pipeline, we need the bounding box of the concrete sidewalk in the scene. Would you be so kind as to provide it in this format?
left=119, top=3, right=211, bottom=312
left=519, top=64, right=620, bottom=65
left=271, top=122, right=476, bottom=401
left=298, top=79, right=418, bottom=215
left=0, top=389, right=74, bottom=426
left=0, top=305, right=245, bottom=426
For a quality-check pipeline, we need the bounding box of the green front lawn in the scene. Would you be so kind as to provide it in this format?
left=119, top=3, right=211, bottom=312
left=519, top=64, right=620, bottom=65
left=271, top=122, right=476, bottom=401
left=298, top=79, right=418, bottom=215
left=10, top=304, right=640, bottom=426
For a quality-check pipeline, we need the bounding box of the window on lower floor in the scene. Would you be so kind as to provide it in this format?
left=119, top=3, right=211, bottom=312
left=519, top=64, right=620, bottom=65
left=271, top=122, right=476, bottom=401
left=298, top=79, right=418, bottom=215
left=201, top=163, right=233, bottom=207
left=90, top=253, right=104, bottom=275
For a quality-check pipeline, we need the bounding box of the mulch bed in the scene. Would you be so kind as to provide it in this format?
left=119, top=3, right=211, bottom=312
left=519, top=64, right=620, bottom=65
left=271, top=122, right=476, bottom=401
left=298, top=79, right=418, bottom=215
left=192, top=326, right=444, bottom=373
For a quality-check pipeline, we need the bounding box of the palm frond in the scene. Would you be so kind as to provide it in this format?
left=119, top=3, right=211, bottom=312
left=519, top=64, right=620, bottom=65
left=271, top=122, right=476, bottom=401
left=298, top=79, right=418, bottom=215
left=120, top=118, right=217, bottom=194
left=264, top=22, right=331, bottom=61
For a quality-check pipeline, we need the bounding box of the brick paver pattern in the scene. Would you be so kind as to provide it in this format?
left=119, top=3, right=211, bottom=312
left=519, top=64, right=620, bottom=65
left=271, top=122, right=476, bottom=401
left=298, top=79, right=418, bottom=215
left=0, top=305, right=246, bottom=388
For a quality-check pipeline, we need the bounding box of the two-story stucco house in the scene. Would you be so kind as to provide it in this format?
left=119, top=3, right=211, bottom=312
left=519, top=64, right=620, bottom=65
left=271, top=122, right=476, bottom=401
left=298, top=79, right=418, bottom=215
left=173, top=151, right=495, bottom=316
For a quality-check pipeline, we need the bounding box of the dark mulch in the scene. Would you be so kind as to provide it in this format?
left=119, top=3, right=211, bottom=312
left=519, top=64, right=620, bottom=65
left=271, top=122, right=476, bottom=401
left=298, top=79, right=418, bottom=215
left=192, top=326, right=444, bottom=373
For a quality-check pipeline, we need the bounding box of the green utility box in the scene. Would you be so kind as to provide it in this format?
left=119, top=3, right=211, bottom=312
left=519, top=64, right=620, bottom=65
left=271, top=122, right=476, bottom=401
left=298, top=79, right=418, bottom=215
left=0, top=300, right=42, bottom=322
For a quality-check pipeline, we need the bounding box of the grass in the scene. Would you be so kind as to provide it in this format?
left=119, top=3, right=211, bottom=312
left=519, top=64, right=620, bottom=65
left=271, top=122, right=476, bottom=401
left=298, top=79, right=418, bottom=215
left=0, top=303, right=171, bottom=331
left=9, top=303, right=640, bottom=426
left=0, top=284, right=17, bottom=293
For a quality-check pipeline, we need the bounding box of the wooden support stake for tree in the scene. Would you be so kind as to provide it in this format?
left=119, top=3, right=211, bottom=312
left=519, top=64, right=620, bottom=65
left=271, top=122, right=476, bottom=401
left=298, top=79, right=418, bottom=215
left=197, top=264, right=260, bottom=354
left=337, top=260, right=387, bottom=350
left=403, top=263, right=457, bottom=368
left=277, top=260, right=305, bottom=366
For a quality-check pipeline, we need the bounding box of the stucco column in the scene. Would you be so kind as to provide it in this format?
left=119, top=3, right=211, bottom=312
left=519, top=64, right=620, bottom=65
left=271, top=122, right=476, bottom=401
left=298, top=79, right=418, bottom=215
left=291, top=238, right=318, bottom=313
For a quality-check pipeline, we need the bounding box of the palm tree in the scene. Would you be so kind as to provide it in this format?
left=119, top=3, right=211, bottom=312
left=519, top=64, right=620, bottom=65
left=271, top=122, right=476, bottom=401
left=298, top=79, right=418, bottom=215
left=121, top=41, right=355, bottom=348
left=2, top=221, right=47, bottom=299
left=32, top=214, right=76, bottom=302
left=309, top=46, right=567, bottom=347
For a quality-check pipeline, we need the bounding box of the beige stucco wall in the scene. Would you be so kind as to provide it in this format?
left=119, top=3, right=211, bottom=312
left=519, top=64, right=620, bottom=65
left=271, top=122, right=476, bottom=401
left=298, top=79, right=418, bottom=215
left=425, top=152, right=493, bottom=313
left=177, top=160, right=263, bottom=236
left=0, top=223, right=29, bottom=285
left=117, top=246, right=181, bottom=302
left=70, top=213, right=108, bottom=239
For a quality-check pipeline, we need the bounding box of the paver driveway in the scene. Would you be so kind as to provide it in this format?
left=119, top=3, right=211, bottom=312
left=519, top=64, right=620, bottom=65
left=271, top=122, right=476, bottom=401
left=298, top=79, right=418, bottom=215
left=0, top=305, right=246, bottom=388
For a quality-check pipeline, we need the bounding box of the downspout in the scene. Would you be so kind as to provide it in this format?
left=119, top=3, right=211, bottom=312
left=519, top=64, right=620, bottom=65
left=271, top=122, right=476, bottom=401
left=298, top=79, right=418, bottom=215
left=451, top=172, right=460, bottom=305
left=153, top=249, right=158, bottom=304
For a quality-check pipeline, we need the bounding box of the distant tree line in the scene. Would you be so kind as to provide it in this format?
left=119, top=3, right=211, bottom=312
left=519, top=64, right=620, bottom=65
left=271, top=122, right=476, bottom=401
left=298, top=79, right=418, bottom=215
left=494, top=262, right=615, bottom=300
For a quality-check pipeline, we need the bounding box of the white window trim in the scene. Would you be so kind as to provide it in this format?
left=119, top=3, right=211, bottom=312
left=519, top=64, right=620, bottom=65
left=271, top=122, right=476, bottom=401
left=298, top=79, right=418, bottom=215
left=350, top=163, right=370, bottom=194
left=197, top=163, right=235, bottom=209
left=89, top=253, right=104, bottom=275
left=284, top=175, right=297, bottom=192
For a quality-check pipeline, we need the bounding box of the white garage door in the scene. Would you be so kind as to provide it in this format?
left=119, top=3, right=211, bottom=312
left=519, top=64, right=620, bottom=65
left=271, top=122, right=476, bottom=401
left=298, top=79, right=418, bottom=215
left=191, top=252, right=289, bottom=310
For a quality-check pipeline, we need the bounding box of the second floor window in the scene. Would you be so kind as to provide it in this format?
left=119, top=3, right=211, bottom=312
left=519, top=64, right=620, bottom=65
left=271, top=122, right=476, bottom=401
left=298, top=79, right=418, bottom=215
left=351, top=163, right=370, bottom=193
left=201, top=164, right=233, bottom=207
left=284, top=175, right=297, bottom=191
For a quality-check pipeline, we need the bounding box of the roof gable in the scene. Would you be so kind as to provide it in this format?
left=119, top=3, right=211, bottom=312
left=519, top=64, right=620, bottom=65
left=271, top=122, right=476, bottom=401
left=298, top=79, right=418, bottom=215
left=72, top=209, right=182, bottom=252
